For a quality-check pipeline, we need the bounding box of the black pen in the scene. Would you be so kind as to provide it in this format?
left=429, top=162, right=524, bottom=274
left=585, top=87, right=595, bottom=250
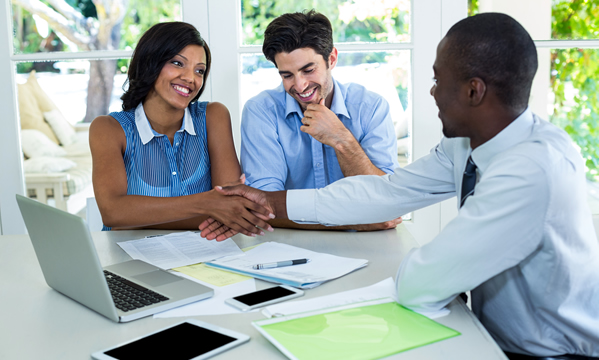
left=252, top=258, right=310, bottom=270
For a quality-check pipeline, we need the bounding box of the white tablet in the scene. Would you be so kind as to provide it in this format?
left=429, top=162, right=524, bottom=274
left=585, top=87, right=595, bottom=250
left=91, top=319, right=250, bottom=360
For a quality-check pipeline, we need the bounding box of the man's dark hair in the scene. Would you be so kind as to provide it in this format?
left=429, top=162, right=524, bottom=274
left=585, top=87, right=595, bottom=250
left=263, top=10, right=334, bottom=67
left=121, top=22, right=211, bottom=111
left=445, top=13, right=538, bottom=109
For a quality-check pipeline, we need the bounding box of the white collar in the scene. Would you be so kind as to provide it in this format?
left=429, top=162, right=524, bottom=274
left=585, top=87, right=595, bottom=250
left=134, top=102, right=196, bottom=145
left=471, top=107, right=535, bottom=173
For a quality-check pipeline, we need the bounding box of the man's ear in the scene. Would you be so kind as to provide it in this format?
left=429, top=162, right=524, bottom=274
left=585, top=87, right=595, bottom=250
left=328, top=47, right=338, bottom=70
left=468, top=77, right=486, bottom=106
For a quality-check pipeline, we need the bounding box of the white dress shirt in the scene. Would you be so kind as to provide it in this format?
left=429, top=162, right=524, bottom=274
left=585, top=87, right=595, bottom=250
left=287, top=109, right=599, bottom=356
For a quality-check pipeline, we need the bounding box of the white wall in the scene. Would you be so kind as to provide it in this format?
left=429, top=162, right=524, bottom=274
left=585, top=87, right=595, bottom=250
left=0, top=0, right=27, bottom=234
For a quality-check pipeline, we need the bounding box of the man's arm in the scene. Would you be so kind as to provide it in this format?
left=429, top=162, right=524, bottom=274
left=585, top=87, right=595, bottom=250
left=240, top=101, right=289, bottom=191
left=396, top=155, right=549, bottom=312
left=241, top=98, right=401, bottom=232
left=200, top=137, right=460, bottom=240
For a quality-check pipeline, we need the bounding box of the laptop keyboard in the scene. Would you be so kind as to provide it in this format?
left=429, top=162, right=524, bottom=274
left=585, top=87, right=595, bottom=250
left=104, top=270, right=169, bottom=312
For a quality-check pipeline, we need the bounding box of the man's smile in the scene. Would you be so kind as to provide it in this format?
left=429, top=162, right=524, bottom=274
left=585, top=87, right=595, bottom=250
left=295, top=86, right=318, bottom=102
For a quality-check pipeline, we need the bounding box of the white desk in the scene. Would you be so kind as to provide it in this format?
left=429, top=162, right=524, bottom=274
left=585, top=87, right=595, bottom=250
left=0, top=226, right=507, bottom=359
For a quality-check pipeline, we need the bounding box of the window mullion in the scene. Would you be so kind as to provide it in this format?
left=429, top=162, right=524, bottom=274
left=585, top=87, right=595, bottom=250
left=11, top=50, right=133, bottom=62
left=0, top=0, right=27, bottom=234
left=404, top=0, right=444, bottom=245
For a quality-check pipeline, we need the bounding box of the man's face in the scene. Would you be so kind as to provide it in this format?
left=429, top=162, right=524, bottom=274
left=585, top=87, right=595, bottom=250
left=274, top=47, right=337, bottom=111
left=430, top=38, right=470, bottom=138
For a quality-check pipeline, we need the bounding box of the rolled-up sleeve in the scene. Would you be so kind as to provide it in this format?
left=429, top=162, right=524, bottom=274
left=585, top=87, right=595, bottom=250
left=359, top=96, right=400, bottom=174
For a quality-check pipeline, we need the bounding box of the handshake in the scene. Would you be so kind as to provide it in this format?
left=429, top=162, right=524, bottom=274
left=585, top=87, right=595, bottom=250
left=198, top=178, right=402, bottom=241
left=198, top=184, right=284, bottom=242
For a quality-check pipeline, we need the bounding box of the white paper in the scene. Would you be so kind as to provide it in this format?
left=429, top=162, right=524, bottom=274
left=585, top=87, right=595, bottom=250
left=262, top=277, right=450, bottom=319
left=207, top=242, right=368, bottom=286
left=117, top=232, right=243, bottom=270
left=153, top=272, right=257, bottom=318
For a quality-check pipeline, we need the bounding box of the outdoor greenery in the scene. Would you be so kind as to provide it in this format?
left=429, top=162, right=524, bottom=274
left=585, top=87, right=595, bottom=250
left=12, top=0, right=180, bottom=73
left=550, top=1, right=599, bottom=181
left=11, top=0, right=180, bottom=121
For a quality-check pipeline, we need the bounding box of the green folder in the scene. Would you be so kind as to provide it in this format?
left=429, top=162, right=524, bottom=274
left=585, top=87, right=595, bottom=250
left=253, top=298, right=460, bottom=360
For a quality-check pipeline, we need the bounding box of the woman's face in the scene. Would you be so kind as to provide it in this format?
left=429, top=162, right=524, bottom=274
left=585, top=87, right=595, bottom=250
left=147, top=44, right=207, bottom=111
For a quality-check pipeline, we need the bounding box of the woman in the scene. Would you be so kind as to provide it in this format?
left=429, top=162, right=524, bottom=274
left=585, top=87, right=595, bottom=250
left=90, top=22, right=272, bottom=236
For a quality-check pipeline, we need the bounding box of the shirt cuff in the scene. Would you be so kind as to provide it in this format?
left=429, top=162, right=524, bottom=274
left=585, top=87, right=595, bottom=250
left=286, top=189, right=318, bottom=224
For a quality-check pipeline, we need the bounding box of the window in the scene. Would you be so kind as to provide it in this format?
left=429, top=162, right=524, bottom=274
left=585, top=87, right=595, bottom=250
left=0, top=0, right=460, bottom=240
left=0, top=0, right=182, bottom=233
left=239, top=1, right=412, bottom=165
left=470, top=0, right=599, bottom=214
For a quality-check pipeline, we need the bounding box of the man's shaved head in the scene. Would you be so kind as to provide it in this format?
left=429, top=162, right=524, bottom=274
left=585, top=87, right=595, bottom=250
left=444, top=13, right=538, bottom=109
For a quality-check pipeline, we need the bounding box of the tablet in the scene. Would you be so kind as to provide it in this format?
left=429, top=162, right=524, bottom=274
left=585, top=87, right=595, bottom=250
left=91, top=319, right=250, bottom=360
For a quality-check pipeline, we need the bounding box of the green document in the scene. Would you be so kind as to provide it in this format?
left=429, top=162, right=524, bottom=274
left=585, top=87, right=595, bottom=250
left=253, top=299, right=460, bottom=360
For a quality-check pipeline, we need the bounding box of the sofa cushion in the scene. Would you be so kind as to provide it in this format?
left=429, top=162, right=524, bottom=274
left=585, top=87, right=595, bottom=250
left=23, top=156, right=77, bottom=173
left=44, top=109, right=76, bottom=146
left=18, top=81, right=60, bottom=144
left=21, top=129, right=67, bottom=158
left=26, top=71, right=59, bottom=113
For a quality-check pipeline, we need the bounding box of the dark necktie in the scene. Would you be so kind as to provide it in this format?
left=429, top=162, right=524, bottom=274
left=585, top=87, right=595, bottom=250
left=459, top=155, right=478, bottom=304
left=460, top=156, right=477, bottom=208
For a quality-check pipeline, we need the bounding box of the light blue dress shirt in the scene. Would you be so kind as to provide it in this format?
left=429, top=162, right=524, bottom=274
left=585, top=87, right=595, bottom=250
left=287, top=109, right=599, bottom=356
left=240, top=79, right=399, bottom=191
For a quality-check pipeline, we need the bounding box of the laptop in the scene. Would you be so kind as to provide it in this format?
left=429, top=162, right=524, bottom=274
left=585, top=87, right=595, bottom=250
left=16, top=194, right=214, bottom=323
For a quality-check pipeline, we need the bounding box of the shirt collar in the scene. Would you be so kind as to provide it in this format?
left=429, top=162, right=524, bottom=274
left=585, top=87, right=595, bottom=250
left=470, top=107, right=535, bottom=173
left=284, top=78, right=350, bottom=120
left=135, top=102, right=196, bottom=145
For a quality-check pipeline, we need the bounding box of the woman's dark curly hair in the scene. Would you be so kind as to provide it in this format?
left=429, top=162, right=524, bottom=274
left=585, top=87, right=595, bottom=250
left=121, top=22, right=211, bottom=111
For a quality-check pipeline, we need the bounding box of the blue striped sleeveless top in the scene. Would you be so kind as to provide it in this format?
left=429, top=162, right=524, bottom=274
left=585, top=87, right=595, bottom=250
left=102, top=101, right=212, bottom=230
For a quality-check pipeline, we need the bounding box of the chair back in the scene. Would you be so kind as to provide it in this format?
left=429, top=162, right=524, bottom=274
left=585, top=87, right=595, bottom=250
left=86, top=197, right=103, bottom=232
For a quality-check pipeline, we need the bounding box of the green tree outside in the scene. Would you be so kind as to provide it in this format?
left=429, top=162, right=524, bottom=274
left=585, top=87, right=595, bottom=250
left=550, top=1, right=599, bottom=181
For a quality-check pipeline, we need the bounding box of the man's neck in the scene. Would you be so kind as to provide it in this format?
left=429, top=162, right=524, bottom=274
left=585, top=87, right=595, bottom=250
left=324, top=82, right=335, bottom=109
left=469, top=105, right=526, bottom=149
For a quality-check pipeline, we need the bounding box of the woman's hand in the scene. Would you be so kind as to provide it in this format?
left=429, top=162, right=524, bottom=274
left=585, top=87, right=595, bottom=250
left=200, top=188, right=274, bottom=240
left=200, top=184, right=276, bottom=241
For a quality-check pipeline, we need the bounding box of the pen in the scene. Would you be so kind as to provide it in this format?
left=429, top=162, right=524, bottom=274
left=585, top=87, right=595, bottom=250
left=252, top=258, right=310, bottom=270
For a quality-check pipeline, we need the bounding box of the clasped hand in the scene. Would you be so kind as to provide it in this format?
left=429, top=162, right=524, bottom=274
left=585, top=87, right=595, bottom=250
left=199, top=185, right=273, bottom=241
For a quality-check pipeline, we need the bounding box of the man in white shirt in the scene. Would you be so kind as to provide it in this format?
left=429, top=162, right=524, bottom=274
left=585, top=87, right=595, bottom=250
left=201, top=13, right=599, bottom=359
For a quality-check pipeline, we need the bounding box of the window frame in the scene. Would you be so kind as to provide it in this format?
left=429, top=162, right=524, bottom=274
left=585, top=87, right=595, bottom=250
left=0, top=0, right=463, bottom=239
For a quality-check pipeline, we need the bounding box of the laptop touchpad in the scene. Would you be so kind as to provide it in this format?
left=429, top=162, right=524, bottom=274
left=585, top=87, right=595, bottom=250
left=133, top=271, right=182, bottom=287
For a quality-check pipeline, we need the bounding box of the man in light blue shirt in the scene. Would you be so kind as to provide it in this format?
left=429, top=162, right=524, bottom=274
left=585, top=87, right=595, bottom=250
left=242, top=79, right=398, bottom=191
left=204, top=13, right=599, bottom=359
left=241, top=10, right=400, bottom=230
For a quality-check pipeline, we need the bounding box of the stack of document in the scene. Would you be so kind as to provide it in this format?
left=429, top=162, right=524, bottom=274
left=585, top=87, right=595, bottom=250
left=206, top=242, right=367, bottom=289
left=117, top=232, right=243, bottom=270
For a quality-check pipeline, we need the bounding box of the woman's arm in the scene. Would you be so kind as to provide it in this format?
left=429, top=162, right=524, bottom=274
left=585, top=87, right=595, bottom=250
left=205, top=102, right=242, bottom=186
left=89, top=115, right=271, bottom=234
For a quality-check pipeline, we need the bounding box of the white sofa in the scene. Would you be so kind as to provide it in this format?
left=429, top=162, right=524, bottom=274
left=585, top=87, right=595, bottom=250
left=18, top=71, right=94, bottom=214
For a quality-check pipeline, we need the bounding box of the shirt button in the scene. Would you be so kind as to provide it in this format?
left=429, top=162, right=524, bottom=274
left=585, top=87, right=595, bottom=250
left=172, top=171, right=176, bottom=175
left=316, top=163, right=321, bottom=167
left=175, top=142, right=179, bottom=146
